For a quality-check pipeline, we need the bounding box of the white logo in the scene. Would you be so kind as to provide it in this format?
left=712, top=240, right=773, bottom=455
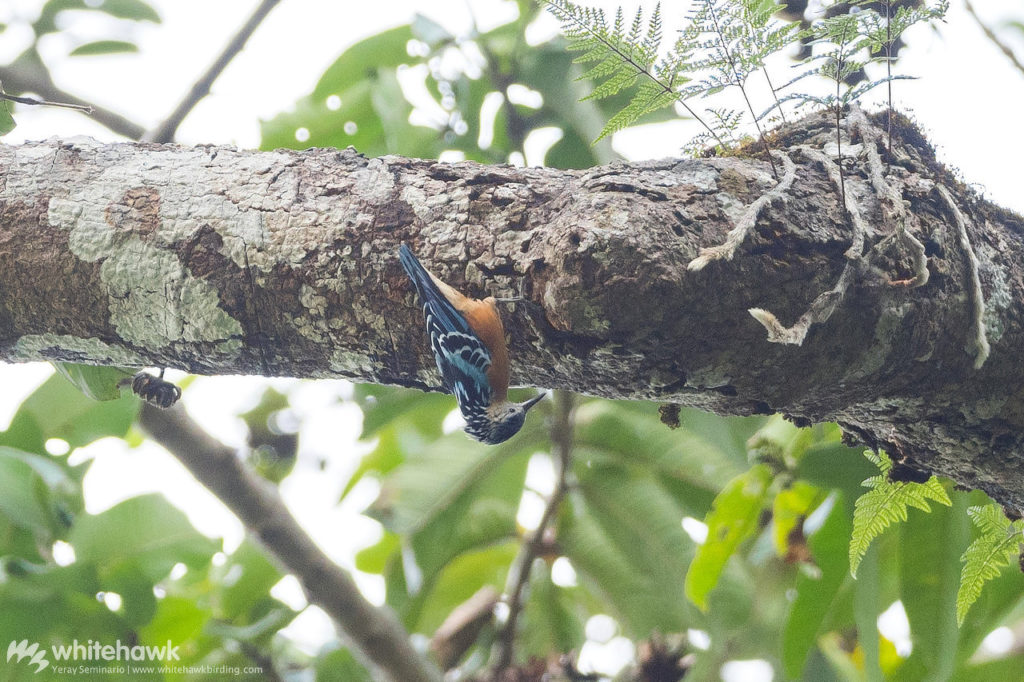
left=7, top=640, right=50, bottom=673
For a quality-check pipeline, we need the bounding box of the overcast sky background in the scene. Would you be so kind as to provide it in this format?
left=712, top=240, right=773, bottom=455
left=1, top=0, right=1022, bottom=676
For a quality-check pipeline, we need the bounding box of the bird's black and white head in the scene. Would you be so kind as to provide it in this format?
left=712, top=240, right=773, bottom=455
left=465, top=392, right=546, bottom=445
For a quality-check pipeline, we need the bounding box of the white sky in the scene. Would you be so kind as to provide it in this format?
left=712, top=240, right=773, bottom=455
left=1, top=0, right=1022, bottom=674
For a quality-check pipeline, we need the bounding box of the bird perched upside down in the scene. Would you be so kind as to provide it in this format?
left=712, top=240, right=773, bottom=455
left=399, top=243, right=545, bottom=444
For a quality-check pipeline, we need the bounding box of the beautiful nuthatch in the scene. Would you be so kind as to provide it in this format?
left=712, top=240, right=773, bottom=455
left=399, top=244, right=545, bottom=444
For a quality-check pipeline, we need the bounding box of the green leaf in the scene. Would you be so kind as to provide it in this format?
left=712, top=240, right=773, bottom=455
left=355, top=530, right=400, bottom=574
left=341, top=428, right=404, bottom=502
left=519, top=561, right=587, bottom=660
left=0, top=449, right=57, bottom=534
left=561, top=450, right=700, bottom=635
left=138, top=595, right=209, bottom=647
left=312, top=26, right=414, bottom=101
left=559, top=476, right=696, bottom=636
left=205, top=607, right=295, bottom=642
left=108, top=560, right=158, bottom=625
left=771, top=481, right=822, bottom=557
left=0, top=99, right=15, bottom=136
left=70, top=493, right=219, bottom=582
left=316, top=647, right=373, bottom=682
left=5, top=372, right=139, bottom=449
left=796, top=441, right=878, bottom=506
left=355, top=383, right=453, bottom=441
left=571, top=401, right=752, bottom=517
left=215, top=540, right=284, bottom=620
left=852, top=540, right=883, bottom=682
left=69, top=40, right=139, bottom=56
left=34, top=0, right=159, bottom=35
left=404, top=434, right=535, bottom=580
left=260, top=26, right=439, bottom=157
left=685, top=464, right=772, bottom=611
left=957, top=504, right=1024, bottom=625
left=374, top=432, right=527, bottom=537
left=95, top=0, right=160, bottom=22
left=411, top=13, right=453, bottom=46
left=372, top=421, right=539, bottom=628
left=849, top=450, right=951, bottom=577
left=51, top=362, right=135, bottom=401
left=898, top=492, right=969, bottom=681
left=411, top=542, right=516, bottom=635
left=782, top=492, right=852, bottom=678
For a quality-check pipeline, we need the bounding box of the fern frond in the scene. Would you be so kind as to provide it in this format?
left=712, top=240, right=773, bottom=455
left=849, top=450, right=951, bottom=577
left=542, top=0, right=724, bottom=146
left=859, top=1, right=949, bottom=52
left=582, top=69, right=640, bottom=102
left=596, top=80, right=677, bottom=141
left=957, top=504, right=1024, bottom=625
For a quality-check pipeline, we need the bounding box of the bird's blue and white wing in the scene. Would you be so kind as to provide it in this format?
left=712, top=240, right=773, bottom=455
left=399, top=245, right=493, bottom=420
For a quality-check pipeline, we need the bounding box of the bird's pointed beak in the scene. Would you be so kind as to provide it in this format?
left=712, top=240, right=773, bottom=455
left=521, top=391, right=547, bottom=412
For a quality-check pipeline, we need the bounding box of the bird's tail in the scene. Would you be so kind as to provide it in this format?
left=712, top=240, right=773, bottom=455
left=398, top=243, right=435, bottom=299
left=399, top=243, right=469, bottom=335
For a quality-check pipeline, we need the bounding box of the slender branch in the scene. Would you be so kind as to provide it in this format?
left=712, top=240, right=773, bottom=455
left=0, top=63, right=145, bottom=139
left=885, top=0, right=893, bottom=161
left=0, top=90, right=93, bottom=113
left=493, top=390, right=575, bottom=672
left=833, top=23, right=850, bottom=206
left=142, top=0, right=281, bottom=143
left=137, top=403, right=443, bottom=682
left=762, top=66, right=786, bottom=124
left=237, top=641, right=284, bottom=682
left=964, top=0, right=1024, bottom=79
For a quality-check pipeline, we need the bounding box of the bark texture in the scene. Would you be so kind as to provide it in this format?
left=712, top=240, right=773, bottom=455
left=2, top=111, right=1023, bottom=509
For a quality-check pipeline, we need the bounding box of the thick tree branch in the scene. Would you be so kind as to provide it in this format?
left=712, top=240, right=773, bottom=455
left=137, top=402, right=443, bottom=682
left=142, top=0, right=282, bottom=143
left=3, top=109, right=1024, bottom=511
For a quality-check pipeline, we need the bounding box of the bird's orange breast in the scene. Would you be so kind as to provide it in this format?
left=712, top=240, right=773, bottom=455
left=456, top=298, right=510, bottom=403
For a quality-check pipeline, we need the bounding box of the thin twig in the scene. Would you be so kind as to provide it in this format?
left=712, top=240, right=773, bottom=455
left=494, top=390, right=575, bottom=672
left=137, top=403, right=443, bottom=682
left=834, top=22, right=850, bottom=206
left=762, top=65, right=786, bottom=124
left=885, top=0, right=893, bottom=162
left=0, top=90, right=93, bottom=113
left=964, top=0, right=1024, bottom=79
left=143, top=0, right=281, bottom=142
left=0, top=64, right=145, bottom=139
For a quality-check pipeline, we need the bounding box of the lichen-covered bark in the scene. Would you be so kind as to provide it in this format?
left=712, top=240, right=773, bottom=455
left=2, top=111, right=1024, bottom=509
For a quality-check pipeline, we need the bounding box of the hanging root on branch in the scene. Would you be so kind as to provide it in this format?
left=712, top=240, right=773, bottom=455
left=687, top=151, right=797, bottom=271
left=848, top=104, right=929, bottom=287
left=936, top=184, right=990, bottom=369
left=748, top=144, right=866, bottom=346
